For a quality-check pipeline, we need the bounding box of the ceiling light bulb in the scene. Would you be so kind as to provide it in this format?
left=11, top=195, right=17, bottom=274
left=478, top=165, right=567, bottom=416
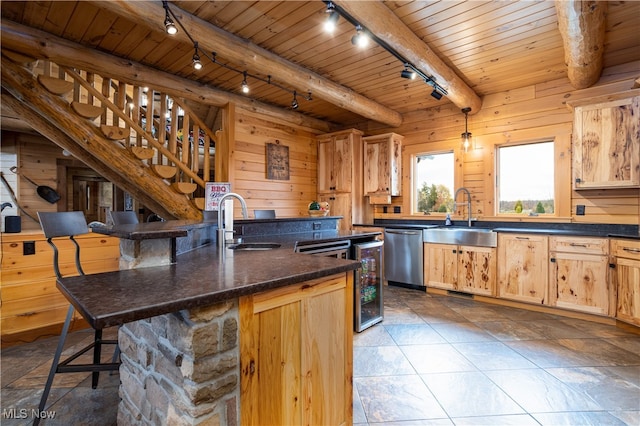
left=241, top=80, right=249, bottom=93
left=351, top=26, right=369, bottom=48
left=192, top=42, right=202, bottom=70
left=291, top=91, right=299, bottom=109
left=163, top=2, right=177, bottom=35
left=400, top=68, right=416, bottom=79
left=461, top=107, right=472, bottom=152
left=324, top=3, right=339, bottom=33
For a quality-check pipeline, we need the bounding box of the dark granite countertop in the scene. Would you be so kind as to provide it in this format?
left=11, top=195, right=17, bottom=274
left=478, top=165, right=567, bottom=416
left=57, top=244, right=360, bottom=330
left=90, top=220, right=212, bottom=240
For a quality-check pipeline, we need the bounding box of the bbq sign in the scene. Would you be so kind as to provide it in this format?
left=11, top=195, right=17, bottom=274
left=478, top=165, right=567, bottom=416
left=205, top=182, right=231, bottom=211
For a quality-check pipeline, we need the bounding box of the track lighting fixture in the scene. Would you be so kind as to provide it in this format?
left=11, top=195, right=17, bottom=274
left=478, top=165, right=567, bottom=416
left=461, top=107, right=472, bottom=152
left=241, top=71, right=249, bottom=93
left=192, top=42, right=202, bottom=70
left=430, top=89, right=443, bottom=100
left=400, top=65, right=416, bottom=80
left=161, top=7, right=311, bottom=110
left=324, top=2, right=339, bottom=33
left=163, top=1, right=177, bottom=35
left=351, top=25, right=369, bottom=48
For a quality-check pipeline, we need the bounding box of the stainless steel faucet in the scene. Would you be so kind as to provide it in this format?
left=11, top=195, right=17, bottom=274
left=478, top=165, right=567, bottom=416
left=453, top=187, right=473, bottom=227
left=217, top=192, right=248, bottom=247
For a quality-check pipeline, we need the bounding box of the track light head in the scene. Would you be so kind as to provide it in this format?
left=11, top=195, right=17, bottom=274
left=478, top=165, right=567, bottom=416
left=291, top=91, right=299, bottom=109
left=163, top=1, right=177, bottom=35
left=430, top=88, right=443, bottom=100
left=241, top=72, right=249, bottom=93
left=324, top=3, right=339, bottom=33
left=400, top=66, right=416, bottom=80
left=351, top=25, right=369, bottom=48
left=192, top=42, right=202, bottom=70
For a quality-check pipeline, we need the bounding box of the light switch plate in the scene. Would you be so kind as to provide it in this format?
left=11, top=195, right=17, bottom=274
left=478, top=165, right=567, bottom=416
left=576, top=205, right=586, bottom=215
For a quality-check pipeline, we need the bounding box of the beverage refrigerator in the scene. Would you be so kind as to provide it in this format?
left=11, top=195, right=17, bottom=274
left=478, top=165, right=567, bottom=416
left=353, top=240, right=384, bottom=332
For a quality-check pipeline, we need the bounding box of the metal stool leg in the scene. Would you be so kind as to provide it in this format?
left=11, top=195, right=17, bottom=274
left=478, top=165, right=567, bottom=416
left=34, top=305, right=74, bottom=426
left=91, top=329, right=102, bottom=389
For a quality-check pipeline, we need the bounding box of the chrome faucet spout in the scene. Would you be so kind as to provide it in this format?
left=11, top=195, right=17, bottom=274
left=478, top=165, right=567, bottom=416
left=217, top=192, right=248, bottom=247
left=453, top=187, right=473, bottom=227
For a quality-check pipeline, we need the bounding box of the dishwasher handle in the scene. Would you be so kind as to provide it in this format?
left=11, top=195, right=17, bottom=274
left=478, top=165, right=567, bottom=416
left=385, top=229, right=422, bottom=236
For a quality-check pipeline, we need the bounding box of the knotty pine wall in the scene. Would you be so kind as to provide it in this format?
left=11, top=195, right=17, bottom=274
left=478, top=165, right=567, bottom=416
left=232, top=109, right=319, bottom=218
left=364, top=61, right=640, bottom=227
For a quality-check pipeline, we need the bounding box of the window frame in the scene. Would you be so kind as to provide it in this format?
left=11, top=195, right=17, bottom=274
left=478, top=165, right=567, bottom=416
left=494, top=138, right=557, bottom=217
left=410, top=149, right=457, bottom=216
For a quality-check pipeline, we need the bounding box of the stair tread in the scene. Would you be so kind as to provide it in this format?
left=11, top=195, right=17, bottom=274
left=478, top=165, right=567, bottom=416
left=171, top=182, right=197, bottom=194
left=38, top=75, right=73, bottom=95
left=152, top=164, right=177, bottom=179
left=131, top=146, right=154, bottom=160
left=71, top=102, right=104, bottom=119
left=101, top=125, right=128, bottom=140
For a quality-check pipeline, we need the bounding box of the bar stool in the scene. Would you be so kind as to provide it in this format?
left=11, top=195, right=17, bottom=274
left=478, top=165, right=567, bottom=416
left=108, top=210, right=139, bottom=225
left=35, top=211, right=120, bottom=425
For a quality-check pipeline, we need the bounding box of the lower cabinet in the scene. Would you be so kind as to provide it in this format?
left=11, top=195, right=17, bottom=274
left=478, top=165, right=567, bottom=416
left=239, top=273, right=353, bottom=426
left=497, top=234, right=549, bottom=304
left=425, top=243, right=496, bottom=296
left=611, top=239, right=640, bottom=326
left=549, top=236, right=611, bottom=315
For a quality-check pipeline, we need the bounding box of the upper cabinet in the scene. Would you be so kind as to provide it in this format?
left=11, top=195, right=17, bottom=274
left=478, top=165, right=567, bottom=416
left=317, top=130, right=359, bottom=193
left=363, top=133, right=403, bottom=201
left=569, top=92, right=640, bottom=190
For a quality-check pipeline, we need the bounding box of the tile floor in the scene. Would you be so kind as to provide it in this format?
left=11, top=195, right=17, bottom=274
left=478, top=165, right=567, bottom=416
left=2, top=284, right=639, bottom=425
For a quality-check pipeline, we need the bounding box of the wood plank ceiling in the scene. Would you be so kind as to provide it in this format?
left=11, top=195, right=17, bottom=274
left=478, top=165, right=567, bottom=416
left=1, top=1, right=639, bottom=129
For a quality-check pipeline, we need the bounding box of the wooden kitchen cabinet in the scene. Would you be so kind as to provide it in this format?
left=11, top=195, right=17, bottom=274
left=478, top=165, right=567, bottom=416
left=549, top=236, right=611, bottom=315
left=317, top=130, right=357, bottom=193
left=611, top=238, right=640, bottom=326
left=569, top=92, right=640, bottom=189
left=316, top=129, right=370, bottom=230
left=497, top=233, right=549, bottom=305
left=239, top=272, right=353, bottom=426
left=363, top=132, right=403, bottom=201
left=424, top=243, right=496, bottom=296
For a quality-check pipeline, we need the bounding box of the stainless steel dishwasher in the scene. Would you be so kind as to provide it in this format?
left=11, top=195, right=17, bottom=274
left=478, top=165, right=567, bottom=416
left=384, top=228, right=424, bottom=289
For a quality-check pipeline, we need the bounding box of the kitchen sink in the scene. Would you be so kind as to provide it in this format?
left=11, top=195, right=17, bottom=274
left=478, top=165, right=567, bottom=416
left=226, top=242, right=282, bottom=250
left=423, top=227, right=497, bottom=247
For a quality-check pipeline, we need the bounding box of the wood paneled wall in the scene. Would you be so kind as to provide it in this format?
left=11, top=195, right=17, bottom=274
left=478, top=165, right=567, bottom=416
left=366, top=61, right=640, bottom=227
left=1, top=132, right=63, bottom=231
left=232, top=109, right=319, bottom=218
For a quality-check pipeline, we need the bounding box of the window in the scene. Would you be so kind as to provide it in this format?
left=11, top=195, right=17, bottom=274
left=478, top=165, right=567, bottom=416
left=497, top=141, right=554, bottom=215
left=413, top=151, right=454, bottom=214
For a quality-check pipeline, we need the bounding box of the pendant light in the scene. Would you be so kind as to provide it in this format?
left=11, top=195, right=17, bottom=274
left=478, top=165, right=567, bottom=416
left=163, top=1, right=177, bottom=35
left=461, top=107, right=472, bottom=152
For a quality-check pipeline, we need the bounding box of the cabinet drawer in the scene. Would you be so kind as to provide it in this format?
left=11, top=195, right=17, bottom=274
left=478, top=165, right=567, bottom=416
left=611, top=239, right=640, bottom=261
left=549, top=236, right=608, bottom=255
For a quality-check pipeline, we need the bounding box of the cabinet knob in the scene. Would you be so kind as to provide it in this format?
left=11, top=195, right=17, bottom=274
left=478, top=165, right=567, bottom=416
left=575, top=178, right=582, bottom=184
left=550, top=258, right=556, bottom=263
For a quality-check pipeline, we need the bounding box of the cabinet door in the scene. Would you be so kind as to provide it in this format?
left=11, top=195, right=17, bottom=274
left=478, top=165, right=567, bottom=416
left=240, top=274, right=352, bottom=426
left=612, top=239, right=640, bottom=326
left=317, top=137, right=335, bottom=193
left=319, top=193, right=352, bottom=231
left=550, top=252, right=610, bottom=315
left=573, top=95, right=640, bottom=189
left=615, top=257, right=640, bottom=326
left=363, top=133, right=402, bottom=196
left=458, top=245, right=496, bottom=296
left=424, top=243, right=457, bottom=290
left=497, top=234, right=548, bottom=304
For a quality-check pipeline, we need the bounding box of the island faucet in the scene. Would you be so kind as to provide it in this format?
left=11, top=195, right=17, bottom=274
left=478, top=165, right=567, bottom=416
left=217, top=192, right=248, bottom=247
left=453, top=187, right=473, bottom=227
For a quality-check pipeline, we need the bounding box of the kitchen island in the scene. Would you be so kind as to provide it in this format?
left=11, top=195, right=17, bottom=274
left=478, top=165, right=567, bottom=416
left=56, top=222, right=375, bottom=425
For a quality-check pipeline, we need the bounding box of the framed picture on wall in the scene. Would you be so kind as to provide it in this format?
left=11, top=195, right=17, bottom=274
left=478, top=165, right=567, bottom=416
left=266, top=142, right=290, bottom=180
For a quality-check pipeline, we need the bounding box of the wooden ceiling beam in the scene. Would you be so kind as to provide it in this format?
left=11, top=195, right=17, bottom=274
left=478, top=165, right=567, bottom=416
left=555, top=0, right=607, bottom=89
left=336, top=0, right=483, bottom=115
left=0, top=19, right=331, bottom=134
left=94, top=0, right=404, bottom=128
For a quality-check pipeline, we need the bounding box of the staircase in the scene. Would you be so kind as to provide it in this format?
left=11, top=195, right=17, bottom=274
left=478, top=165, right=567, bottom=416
left=1, top=53, right=219, bottom=220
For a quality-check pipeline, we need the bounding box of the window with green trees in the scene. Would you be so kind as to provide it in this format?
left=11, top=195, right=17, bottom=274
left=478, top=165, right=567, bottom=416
left=413, top=152, right=454, bottom=214
left=497, top=141, right=555, bottom=215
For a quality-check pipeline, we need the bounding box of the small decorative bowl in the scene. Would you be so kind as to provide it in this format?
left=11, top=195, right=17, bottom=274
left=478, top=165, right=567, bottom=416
left=308, top=210, right=329, bottom=217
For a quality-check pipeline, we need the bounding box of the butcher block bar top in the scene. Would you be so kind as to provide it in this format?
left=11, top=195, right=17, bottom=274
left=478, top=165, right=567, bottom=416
left=56, top=243, right=360, bottom=330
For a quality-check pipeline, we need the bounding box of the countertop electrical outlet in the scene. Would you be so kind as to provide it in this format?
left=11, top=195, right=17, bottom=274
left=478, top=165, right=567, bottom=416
left=23, top=241, right=36, bottom=255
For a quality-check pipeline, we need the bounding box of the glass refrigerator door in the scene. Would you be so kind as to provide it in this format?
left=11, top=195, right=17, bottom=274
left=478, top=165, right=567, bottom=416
left=354, top=240, right=384, bottom=332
